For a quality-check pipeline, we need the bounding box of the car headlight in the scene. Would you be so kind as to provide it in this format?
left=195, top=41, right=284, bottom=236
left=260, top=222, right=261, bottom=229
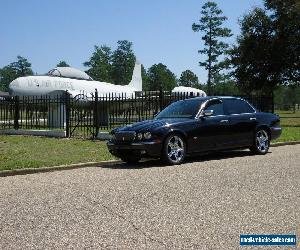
left=137, top=133, right=143, bottom=140
left=144, top=132, right=152, bottom=139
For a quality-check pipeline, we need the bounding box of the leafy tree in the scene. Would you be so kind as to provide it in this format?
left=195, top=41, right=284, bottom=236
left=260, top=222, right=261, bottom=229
left=178, top=70, right=200, bottom=88
left=111, top=40, right=136, bottom=85
left=56, top=61, right=70, bottom=67
left=0, top=66, right=16, bottom=91
left=264, top=0, right=300, bottom=85
left=83, top=45, right=112, bottom=82
left=230, top=8, right=278, bottom=95
left=192, top=1, right=232, bottom=95
left=231, top=0, right=300, bottom=95
left=0, top=56, right=33, bottom=91
left=10, top=56, right=33, bottom=77
left=141, top=64, right=150, bottom=91
left=147, top=63, right=177, bottom=91
left=212, top=73, right=240, bottom=95
left=274, top=85, right=300, bottom=112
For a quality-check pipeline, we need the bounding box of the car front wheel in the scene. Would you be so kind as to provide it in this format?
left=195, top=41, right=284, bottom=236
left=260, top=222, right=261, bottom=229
left=250, top=129, right=270, bottom=155
left=162, top=134, right=186, bottom=165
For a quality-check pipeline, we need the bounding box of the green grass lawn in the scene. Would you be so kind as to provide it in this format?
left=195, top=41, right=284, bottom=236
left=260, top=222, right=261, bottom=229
left=276, top=110, right=300, bottom=127
left=0, top=135, right=114, bottom=171
left=275, top=109, right=300, bottom=117
left=273, top=127, right=300, bottom=143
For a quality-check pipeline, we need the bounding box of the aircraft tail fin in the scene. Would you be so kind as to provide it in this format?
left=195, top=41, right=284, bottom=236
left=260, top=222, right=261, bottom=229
left=128, top=61, right=142, bottom=91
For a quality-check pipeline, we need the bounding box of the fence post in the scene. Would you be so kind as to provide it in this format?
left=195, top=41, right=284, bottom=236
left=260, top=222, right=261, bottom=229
left=65, top=91, right=70, bottom=138
left=159, top=88, right=163, bottom=111
left=271, top=91, right=274, bottom=113
left=94, top=89, right=99, bottom=139
left=14, top=96, right=20, bottom=130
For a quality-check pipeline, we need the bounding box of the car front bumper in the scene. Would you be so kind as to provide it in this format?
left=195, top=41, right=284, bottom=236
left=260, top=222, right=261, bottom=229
left=270, top=126, right=282, bottom=140
left=107, top=141, right=163, bottom=158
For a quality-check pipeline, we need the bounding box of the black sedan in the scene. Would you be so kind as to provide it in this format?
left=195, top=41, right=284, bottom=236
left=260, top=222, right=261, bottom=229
left=107, top=96, right=282, bottom=165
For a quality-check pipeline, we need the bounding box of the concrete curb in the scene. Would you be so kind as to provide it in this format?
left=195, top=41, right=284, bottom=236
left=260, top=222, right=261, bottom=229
left=271, top=140, right=300, bottom=147
left=0, top=129, right=65, bottom=138
left=1, top=140, right=299, bottom=177
left=0, top=160, right=122, bottom=178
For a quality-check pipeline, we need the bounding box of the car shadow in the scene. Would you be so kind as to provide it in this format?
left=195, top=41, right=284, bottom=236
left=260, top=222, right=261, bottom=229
left=102, top=150, right=271, bottom=170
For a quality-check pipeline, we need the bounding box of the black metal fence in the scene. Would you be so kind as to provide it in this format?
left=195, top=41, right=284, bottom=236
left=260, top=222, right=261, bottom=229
left=0, top=95, right=67, bottom=131
left=0, top=91, right=274, bottom=139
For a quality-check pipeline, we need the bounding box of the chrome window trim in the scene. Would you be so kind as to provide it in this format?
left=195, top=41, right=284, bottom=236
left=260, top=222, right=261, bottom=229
left=195, top=97, right=223, bottom=119
left=194, top=97, right=257, bottom=119
left=228, top=112, right=256, bottom=116
left=200, top=114, right=228, bottom=118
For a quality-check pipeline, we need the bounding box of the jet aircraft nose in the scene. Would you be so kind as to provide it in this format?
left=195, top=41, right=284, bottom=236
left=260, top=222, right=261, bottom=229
left=8, top=87, right=13, bottom=95
left=10, top=79, right=19, bottom=87
left=8, top=79, right=20, bottom=95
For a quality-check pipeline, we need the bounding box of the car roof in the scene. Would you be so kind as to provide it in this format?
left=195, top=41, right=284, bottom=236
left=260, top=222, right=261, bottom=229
left=181, top=96, right=242, bottom=102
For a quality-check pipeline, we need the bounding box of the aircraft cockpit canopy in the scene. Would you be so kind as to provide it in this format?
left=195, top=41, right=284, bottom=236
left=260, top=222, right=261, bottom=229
left=47, top=67, right=93, bottom=81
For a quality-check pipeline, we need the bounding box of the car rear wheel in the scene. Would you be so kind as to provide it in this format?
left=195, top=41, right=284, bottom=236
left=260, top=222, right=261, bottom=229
left=162, top=134, right=186, bottom=165
left=250, top=129, right=270, bottom=155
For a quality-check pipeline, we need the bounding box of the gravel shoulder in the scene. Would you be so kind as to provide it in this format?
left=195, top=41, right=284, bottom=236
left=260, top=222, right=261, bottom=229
left=0, top=145, right=299, bottom=249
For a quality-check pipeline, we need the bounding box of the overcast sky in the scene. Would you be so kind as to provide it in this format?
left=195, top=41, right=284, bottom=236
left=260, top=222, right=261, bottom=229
left=0, top=0, right=263, bottom=83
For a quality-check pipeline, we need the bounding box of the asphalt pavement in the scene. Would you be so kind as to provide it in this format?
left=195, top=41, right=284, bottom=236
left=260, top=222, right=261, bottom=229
left=0, top=145, right=299, bottom=249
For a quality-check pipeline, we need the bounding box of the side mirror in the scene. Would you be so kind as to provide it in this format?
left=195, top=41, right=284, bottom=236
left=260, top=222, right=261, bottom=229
left=203, top=110, right=214, bottom=117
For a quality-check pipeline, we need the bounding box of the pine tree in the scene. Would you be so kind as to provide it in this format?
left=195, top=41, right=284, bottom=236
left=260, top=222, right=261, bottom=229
left=192, top=1, right=232, bottom=95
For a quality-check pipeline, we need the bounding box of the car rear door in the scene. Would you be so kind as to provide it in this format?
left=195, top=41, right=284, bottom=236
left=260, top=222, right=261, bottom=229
left=223, top=98, right=258, bottom=147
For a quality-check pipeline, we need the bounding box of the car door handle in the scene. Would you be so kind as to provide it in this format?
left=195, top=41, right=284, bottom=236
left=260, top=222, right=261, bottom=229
left=220, top=119, right=229, bottom=123
left=250, top=117, right=256, bottom=121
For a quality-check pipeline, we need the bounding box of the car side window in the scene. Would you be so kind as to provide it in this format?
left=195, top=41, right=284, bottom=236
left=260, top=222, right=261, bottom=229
left=204, top=102, right=224, bottom=116
left=223, top=99, right=255, bottom=115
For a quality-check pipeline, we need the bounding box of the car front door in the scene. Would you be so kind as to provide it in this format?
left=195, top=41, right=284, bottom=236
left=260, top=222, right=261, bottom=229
left=188, top=99, right=231, bottom=153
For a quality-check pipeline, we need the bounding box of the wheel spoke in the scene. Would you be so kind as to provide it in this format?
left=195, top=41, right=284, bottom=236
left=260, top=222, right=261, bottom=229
left=166, top=136, right=185, bottom=163
left=174, top=136, right=179, bottom=145
left=256, top=130, right=269, bottom=153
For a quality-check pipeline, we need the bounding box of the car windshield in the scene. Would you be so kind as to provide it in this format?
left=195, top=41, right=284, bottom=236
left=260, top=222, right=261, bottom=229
left=156, top=99, right=204, bottom=119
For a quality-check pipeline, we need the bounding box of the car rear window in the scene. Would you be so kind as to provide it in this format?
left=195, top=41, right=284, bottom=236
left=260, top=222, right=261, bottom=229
left=223, top=99, right=255, bottom=115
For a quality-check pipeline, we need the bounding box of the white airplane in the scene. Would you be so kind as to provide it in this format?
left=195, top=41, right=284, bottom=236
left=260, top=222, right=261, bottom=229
left=172, top=86, right=206, bottom=97
left=9, top=61, right=143, bottom=99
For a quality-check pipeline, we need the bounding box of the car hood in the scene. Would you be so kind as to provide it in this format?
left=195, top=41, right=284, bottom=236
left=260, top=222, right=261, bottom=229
left=115, top=118, right=191, bottom=133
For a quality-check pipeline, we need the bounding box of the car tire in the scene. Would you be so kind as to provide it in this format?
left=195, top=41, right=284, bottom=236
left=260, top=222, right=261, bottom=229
left=250, top=128, right=270, bottom=155
left=162, top=134, right=186, bottom=165
left=120, top=156, right=141, bottom=164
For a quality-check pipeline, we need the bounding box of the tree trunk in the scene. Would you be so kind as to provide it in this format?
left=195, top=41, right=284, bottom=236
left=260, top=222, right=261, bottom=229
left=207, top=21, right=212, bottom=96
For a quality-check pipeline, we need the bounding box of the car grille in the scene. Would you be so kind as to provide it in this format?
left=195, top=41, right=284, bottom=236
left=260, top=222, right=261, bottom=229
left=114, top=131, right=136, bottom=142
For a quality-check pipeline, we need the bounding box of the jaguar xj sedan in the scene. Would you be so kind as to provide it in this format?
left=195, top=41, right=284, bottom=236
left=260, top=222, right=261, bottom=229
left=107, top=97, right=282, bottom=165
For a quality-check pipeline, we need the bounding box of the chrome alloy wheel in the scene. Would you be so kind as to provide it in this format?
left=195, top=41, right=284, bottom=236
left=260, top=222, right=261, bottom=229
left=256, top=130, right=269, bottom=153
left=167, top=135, right=185, bottom=163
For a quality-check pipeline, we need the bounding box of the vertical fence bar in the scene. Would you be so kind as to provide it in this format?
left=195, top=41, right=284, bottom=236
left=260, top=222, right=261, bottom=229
left=14, top=96, right=19, bottom=130
left=159, top=88, right=163, bottom=111
left=94, top=89, right=99, bottom=139
left=271, top=92, right=275, bottom=113
left=65, top=92, right=70, bottom=138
